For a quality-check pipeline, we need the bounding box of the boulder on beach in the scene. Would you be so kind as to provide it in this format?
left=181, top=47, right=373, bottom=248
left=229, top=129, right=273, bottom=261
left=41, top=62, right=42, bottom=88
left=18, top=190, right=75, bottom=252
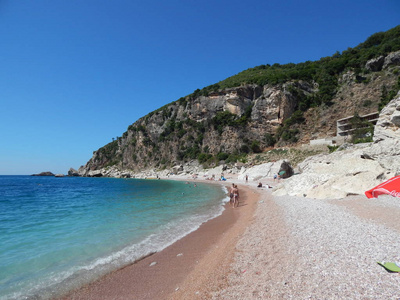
left=238, top=160, right=293, bottom=182
left=172, top=165, right=183, bottom=175
left=278, top=160, right=294, bottom=179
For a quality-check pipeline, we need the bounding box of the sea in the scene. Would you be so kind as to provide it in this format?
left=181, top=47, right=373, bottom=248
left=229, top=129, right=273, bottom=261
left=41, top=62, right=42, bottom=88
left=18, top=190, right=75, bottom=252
left=0, top=175, right=229, bottom=300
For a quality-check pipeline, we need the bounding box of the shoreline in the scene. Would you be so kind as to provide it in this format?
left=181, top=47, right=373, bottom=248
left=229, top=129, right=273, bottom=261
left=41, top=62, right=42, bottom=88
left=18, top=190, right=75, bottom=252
left=61, top=180, right=260, bottom=299
left=56, top=174, right=400, bottom=299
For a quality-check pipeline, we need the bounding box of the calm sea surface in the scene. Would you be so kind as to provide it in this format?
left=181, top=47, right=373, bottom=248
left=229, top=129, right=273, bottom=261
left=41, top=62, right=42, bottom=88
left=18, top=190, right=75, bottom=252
left=0, top=176, right=228, bottom=300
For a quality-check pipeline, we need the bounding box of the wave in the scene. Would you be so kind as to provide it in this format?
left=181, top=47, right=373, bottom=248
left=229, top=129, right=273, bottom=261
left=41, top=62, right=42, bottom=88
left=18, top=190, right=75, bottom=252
left=8, top=184, right=230, bottom=300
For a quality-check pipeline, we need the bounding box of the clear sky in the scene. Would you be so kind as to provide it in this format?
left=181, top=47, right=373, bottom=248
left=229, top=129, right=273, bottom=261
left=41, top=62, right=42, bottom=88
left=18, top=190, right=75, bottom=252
left=0, top=0, right=399, bottom=175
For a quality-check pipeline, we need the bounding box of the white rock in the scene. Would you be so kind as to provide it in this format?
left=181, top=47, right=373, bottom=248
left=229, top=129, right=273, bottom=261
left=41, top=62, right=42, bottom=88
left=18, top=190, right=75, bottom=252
left=238, top=160, right=285, bottom=181
left=273, top=145, right=388, bottom=199
left=374, top=91, right=400, bottom=141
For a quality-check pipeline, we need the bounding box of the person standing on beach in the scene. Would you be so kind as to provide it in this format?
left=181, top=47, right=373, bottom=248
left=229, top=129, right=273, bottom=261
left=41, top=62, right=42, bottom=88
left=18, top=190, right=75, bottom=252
left=229, top=183, right=235, bottom=206
left=245, top=175, right=248, bottom=183
left=232, top=184, right=239, bottom=208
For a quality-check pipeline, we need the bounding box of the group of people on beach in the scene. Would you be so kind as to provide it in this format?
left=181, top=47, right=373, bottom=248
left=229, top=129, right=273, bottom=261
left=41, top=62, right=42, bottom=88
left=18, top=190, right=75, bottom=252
left=204, top=173, right=227, bottom=181
left=229, top=183, right=240, bottom=208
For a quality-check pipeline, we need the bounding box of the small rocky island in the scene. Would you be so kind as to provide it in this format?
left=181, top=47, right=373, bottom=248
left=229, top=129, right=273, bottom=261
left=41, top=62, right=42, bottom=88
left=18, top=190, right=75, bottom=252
left=31, top=171, right=55, bottom=176
left=31, top=172, right=65, bottom=177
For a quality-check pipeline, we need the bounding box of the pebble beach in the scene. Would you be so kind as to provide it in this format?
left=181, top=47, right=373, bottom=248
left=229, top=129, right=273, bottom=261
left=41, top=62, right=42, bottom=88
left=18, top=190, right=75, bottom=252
left=62, top=178, right=400, bottom=299
left=213, top=186, right=400, bottom=299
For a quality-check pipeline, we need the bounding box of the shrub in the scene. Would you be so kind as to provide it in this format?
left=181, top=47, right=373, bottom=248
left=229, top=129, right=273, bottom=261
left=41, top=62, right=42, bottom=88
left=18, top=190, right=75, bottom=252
left=353, top=136, right=373, bottom=144
left=251, top=141, right=262, bottom=153
left=327, top=145, right=339, bottom=153
left=198, top=153, right=212, bottom=163
left=177, top=128, right=186, bottom=138
left=349, top=114, right=374, bottom=144
left=281, top=129, right=299, bottom=143
left=195, top=134, right=204, bottom=144
left=264, top=133, right=276, bottom=147
left=212, top=111, right=236, bottom=128
left=184, top=145, right=201, bottom=159
left=379, top=77, right=400, bottom=111
left=284, top=110, right=305, bottom=126
left=217, top=152, right=229, bottom=161
left=225, top=153, right=247, bottom=164
left=240, top=144, right=251, bottom=154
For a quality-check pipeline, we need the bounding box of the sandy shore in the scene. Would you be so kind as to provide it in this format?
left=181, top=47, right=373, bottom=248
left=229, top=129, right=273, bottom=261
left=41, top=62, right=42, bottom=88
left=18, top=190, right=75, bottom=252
left=61, top=181, right=260, bottom=300
left=61, top=176, right=400, bottom=299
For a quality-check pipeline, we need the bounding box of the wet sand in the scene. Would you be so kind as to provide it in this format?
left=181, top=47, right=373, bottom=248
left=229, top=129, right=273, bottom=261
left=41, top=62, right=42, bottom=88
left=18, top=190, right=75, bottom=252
left=61, top=183, right=260, bottom=300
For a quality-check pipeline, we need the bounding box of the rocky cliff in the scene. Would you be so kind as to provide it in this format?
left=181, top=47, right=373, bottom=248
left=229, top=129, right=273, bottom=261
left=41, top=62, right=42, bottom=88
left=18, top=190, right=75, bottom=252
left=78, top=29, right=400, bottom=177
left=273, top=91, right=400, bottom=199
left=80, top=82, right=312, bottom=175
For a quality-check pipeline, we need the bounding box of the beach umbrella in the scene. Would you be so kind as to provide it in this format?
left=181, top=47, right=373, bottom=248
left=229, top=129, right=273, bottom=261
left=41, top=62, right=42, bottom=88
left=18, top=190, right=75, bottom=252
left=365, top=175, right=400, bottom=199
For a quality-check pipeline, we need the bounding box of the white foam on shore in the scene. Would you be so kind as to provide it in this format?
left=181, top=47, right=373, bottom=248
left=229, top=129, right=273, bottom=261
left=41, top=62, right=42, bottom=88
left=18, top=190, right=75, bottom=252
left=11, top=184, right=230, bottom=300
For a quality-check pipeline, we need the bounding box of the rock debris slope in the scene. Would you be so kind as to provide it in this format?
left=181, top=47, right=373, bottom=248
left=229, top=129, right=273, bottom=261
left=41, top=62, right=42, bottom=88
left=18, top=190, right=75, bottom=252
left=273, top=91, right=400, bottom=199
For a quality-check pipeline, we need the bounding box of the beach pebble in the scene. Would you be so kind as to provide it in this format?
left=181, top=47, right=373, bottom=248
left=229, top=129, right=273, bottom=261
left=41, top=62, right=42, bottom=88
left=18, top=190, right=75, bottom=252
left=177, top=253, right=183, bottom=257
left=149, top=262, right=157, bottom=267
left=214, top=194, right=400, bottom=299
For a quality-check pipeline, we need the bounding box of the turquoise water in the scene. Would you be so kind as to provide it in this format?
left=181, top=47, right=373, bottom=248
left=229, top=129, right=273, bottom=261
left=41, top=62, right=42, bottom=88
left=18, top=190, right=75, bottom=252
left=0, top=176, right=228, bottom=300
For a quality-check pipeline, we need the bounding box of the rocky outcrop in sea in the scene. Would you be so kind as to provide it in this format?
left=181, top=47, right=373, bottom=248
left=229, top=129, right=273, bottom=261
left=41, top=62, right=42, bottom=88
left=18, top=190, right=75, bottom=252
left=32, top=171, right=55, bottom=176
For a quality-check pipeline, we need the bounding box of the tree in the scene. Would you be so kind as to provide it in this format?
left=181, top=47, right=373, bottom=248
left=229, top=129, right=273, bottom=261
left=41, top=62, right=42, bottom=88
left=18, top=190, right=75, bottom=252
left=264, top=133, right=276, bottom=147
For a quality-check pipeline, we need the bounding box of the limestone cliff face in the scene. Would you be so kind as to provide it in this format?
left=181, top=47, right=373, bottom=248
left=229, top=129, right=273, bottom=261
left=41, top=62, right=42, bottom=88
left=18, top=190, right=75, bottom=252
left=79, top=50, right=400, bottom=175
left=80, top=83, right=309, bottom=174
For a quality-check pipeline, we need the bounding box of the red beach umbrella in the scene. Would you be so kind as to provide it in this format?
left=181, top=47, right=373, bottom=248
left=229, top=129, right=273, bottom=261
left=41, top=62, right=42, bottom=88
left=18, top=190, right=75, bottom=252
left=365, top=175, right=400, bottom=199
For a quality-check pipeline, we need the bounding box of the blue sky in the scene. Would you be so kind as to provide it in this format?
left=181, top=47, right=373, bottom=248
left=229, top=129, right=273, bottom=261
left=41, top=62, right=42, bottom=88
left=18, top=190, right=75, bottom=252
left=0, top=0, right=399, bottom=175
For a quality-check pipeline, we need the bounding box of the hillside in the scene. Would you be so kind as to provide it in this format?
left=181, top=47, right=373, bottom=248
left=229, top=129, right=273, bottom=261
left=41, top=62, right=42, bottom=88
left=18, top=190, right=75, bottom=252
left=78, top=25, right=400, bottom=176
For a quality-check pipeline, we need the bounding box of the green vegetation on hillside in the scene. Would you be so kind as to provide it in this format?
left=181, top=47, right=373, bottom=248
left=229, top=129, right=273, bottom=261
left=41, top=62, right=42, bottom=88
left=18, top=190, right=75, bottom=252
left=93, top=26, right=400, bottom=171
left=196, top=25, right=400, bottom=111
left=97, top=140, right=121, bottom=167
left=379, top=75, right=400, bottom=110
